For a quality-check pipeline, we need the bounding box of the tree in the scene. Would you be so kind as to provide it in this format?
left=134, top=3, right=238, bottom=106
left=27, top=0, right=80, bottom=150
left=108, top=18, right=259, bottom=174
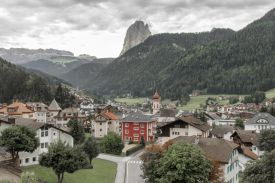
left=242, top=150, right=275, bottom=183
left=252, top=91, right=266, bottom=104
left=156, top=143, right=213, bottom=183
left=229, top=96, right=239, bottom=104
left=67, top=120, right=85, bottom=144
left=259, top=129, right=275, bottom=152
left=100, top=132, right=124, bottom=155
left=140, top=136, right=145, bottom=146
left=83, top=137, right=99, bottom=166
left=54, top=84, right=76, bottom=109
left=40, top=141, right=89, bottom=183
left=235, top=118, right=244, bottom=129
left=0, top=125, right=39, bottom=160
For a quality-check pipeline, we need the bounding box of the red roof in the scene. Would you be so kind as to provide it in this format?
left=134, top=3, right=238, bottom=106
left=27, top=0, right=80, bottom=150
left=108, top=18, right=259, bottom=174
left=101, top=111, right=118, bottom=120
left=153, top=91, right=160, bottom=99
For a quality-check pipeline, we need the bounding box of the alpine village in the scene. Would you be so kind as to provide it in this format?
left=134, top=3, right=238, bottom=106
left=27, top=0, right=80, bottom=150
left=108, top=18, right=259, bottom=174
left=1, top=2, right=275, bottom=183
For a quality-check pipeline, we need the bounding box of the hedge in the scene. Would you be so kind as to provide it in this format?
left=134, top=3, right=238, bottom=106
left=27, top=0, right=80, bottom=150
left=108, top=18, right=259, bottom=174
left=125, top=144, right=144, bottom=156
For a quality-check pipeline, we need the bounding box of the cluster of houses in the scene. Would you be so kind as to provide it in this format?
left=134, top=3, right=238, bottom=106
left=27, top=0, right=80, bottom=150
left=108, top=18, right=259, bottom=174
left=1, top=91, right=275, bottom=183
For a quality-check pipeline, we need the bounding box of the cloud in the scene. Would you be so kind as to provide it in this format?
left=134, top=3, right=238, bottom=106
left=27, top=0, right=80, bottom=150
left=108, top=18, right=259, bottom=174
left=0, top=0, right=275, bottom=57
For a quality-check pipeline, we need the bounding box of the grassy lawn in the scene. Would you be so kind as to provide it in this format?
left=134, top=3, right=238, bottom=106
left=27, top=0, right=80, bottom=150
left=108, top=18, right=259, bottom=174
left=114, top=97, right=147, bottom=106
left=178, top=94, right=245, bottom=110
left=265, top=88, right=275, bottom=99
left=23, top=158, right=116, bottom=183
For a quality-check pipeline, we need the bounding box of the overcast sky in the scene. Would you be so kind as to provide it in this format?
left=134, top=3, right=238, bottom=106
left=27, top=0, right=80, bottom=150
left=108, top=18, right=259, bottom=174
left=0, top=0, right=275, bottom=58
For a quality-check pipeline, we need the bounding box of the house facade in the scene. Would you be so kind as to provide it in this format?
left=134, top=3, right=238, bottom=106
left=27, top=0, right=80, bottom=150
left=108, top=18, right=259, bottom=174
left=122, top=112, right=156, bottom=143
left=158, top=115, right=211, bottom=144
left=55, top=107, right=86, bottom=126
left=92, top=108, right=119, bottom=138
left=26, top=102, right=48, bottom=123
left=0, top=117, right=73, bottom=166
left=245, top=112, right=275, bottom=132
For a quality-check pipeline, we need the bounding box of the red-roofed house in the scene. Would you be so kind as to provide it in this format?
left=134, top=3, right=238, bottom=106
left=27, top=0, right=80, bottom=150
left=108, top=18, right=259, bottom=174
left=0, top=102, right=34, bottom=119
left=92, top=107, right=120, bottom=138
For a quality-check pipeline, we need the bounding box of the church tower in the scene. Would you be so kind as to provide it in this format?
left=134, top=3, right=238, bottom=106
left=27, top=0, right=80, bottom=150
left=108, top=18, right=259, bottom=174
left=152, top=91, right=161, bottom=114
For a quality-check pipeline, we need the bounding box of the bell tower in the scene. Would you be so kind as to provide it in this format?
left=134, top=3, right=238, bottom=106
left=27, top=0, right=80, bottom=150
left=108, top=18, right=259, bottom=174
left=152, top=91, right=161, bottom=114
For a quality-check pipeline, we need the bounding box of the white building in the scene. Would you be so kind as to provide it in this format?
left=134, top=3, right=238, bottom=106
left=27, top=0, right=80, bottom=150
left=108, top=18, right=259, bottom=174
left=245, top=112, right=275, bottom=132
left=26, top=102, right=48, bottom=123
left=158, top=115, right=211, bottom=144
left=0, top=117, right=73, bottom=166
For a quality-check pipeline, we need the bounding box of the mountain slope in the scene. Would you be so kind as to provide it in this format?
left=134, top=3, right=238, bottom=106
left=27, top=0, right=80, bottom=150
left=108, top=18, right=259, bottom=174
left=0, top=57, right=54, bottom=103
left=91, top=28, right=235, bottom=100
left=90, top=8, right=275, bottom=101
left=21, top=57, right=96, bottom=77
left=0, top=48, right=73, bottom=64
left=59, top=58, right=114, bottom=88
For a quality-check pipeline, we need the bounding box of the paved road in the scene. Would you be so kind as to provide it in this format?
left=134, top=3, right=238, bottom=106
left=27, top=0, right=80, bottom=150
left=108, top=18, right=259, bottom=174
left=98, top=151, right=145, bottom=183
left=98, top=154, right=131, bottom=183
left=125, top=152, right=145, bottom=183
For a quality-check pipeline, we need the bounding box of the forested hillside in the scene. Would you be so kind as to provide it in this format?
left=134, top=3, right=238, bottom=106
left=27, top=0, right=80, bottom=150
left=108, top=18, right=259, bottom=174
left=91, top=28, right=235, bottom=102
left=0, top=57, right=75, bottom=106
left=90, top=8, right=275, bottom=102
left=59, top=58, right=114, bottom=88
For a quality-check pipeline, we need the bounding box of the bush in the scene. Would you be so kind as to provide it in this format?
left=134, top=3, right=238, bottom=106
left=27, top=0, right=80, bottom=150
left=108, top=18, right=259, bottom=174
left=100, top=132, right=124, bottom=155
left=125, top=144, right=144, bottom=156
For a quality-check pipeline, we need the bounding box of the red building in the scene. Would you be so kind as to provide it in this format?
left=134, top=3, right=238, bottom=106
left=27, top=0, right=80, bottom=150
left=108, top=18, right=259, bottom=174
left=122, top=112, right=157, bottom=143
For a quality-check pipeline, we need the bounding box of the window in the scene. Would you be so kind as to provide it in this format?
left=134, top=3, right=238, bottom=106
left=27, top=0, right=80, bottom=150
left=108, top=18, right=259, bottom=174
left=33, top=157, right=36, bottom=162
left=125, top=123, right=129, bottom=127
left=134, top=127, right=139, bottom=130
left=53, top=132, right=56, bottom=136
left=141, top=130, right=144, bottom=134
left=100, top=122, right=102, bottom=125
left=125, top=130, right=129, bottom=134
left=134, top=134, right=139, bottom=137
left=100, top=129, right=102, bottom=132
left=45, top=142, right=48, bottom=148
left=134, top=138, right=138, bottom=141
left=41, top=131, right=44, bottom=137
left=25, top=158, right=29, bottom=163
left=41, top=143, right=44, bottom=148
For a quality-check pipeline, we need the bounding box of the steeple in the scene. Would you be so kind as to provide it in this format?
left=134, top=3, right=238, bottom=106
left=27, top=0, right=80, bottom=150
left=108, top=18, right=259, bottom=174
left=152, top=91, right=161, bottom=114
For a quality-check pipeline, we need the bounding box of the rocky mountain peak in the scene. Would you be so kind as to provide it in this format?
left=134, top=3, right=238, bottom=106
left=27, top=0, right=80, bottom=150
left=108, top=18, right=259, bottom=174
left=120, top=20, right=151, bottom=56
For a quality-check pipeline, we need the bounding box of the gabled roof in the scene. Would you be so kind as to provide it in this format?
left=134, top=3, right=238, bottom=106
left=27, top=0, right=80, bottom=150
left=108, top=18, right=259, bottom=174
left=204, top=112, right=222, bottom=120
left=173, top=136, right=239, bottom=164
left=241, top=147, right=258, bottom=160
left=48, top=99, right=62, bottom=111
left=211, top=126, right=235, bottom=138
left=231, top=130, right=259, bottom=146
left=0, top=102, right=33, bottom=115
left=122, top=112, right=154, bottom=122
left=179, top=116, right=211, bottom=132
left=246, top=112, right=275, bottom=125
left=101, top=111, right=118, bottom=120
